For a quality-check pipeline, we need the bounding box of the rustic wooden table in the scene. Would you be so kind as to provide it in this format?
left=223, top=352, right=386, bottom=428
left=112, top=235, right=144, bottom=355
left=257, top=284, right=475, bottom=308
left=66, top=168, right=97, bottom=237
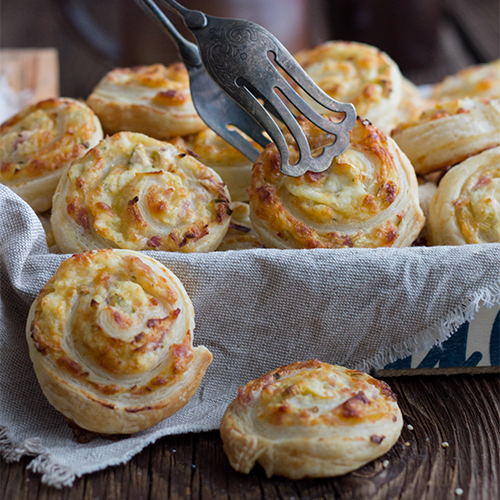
left=1, top=0, right=499, bottom=499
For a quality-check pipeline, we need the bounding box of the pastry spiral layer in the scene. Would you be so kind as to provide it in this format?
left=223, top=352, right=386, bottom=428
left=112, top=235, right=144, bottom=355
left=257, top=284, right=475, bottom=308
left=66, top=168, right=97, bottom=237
left=0, top=98, right=103, bottom=212
left=51, top=132, right=232, bottom=253
left=26, top=249, right=212, bottom=434
left=428, top=146, right=500, bottom=245
left=86, top=63, right=207, bottom=140
left=391, top=98, right=500, bottom=175
left=248, top=117, right=425, bottom=249
left=220, top=360, right=403, bottom=479
left=190, top=128, right=261, bottom=202
left=293, top=41, right=403, bottom=132
left=216, top=202, right=263, bottom=251
left=431, top=59, right=500, bottom=102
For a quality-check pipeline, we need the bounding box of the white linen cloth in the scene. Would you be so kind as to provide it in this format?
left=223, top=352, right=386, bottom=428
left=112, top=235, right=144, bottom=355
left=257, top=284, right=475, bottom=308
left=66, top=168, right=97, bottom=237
left=1, top=184, right=499, bottom=487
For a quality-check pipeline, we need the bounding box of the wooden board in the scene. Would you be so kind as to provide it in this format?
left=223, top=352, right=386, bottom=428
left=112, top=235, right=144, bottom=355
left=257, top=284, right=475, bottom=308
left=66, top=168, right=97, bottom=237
left=0, top=48, right=59, bottom=104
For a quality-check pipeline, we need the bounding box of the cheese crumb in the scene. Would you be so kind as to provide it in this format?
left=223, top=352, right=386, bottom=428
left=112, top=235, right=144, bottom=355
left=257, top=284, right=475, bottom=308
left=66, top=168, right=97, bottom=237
left=441, top=442, right=449, bottom=448
left=455, top=488, right=464, bottom=496
left=382, top=460, right=390, bottom=468
left=404, top=442, right=410, bottom=447
left=407, top=424, right=414, bottom=431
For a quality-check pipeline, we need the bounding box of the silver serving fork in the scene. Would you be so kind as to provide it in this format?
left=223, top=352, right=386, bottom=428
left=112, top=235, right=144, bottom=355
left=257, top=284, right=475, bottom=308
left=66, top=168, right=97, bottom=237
left=135, top=0, right=356, bottom=177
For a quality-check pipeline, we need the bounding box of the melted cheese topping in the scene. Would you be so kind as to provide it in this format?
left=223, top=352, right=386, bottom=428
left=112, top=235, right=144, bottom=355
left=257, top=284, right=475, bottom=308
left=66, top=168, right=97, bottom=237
left=58, top=132, right=231, bottom=252
left=29, top=249, right=196, bottom=397
left=238, top=360, right=398, bottom=428
left=0, top=98, right=101, bottom=182
left=294, top=41, right=403, bottom=131
left=432, top=59, right=500, bottom=102
left=249, top=117, right=424, bottom=248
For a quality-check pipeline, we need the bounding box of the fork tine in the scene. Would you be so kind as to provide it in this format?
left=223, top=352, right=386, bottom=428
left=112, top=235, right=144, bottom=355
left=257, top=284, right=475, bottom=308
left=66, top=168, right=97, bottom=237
left=277, top=78, right=356, bottom=137
left=273, top=49, right=357, bottom=119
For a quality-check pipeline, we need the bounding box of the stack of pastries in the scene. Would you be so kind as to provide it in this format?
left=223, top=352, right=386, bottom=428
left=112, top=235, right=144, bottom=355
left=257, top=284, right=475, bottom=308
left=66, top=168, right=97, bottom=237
left=1, top=40, right=498, bottom=469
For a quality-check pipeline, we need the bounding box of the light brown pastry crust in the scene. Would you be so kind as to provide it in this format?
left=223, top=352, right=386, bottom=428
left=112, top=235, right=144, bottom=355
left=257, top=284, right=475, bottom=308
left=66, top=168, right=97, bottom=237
left=391, top=98, right=500, bottom=175
left=220, top=360, right=403, bottom=479
left=26, top=249, right=212, bottom=434
left=86, top=63, right=207, bottom=140
left=51, top=131, right=232, bottom=253
left=428, top=146, right=500, bottom=245
left=216, top=202, right=263, bottom=251
left=190, top=129, right=262, bottom=202
left=248, top=117, right=425, bottom=249
left=431, top=59, right=500, bottom=102
left=293, top=41, right=403, bottom=132
left=391, top=77, right=432, bottom=132
left=0, top=98, right=103, bottom=212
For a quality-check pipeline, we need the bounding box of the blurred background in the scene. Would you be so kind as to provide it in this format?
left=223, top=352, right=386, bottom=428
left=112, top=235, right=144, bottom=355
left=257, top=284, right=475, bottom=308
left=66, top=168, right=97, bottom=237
left=0, top=0, right=499, bottom=101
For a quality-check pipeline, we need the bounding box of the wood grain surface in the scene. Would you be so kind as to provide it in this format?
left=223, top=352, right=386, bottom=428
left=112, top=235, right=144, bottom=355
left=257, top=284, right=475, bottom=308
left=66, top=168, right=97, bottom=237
left=2, top=374, right=499, bottom=500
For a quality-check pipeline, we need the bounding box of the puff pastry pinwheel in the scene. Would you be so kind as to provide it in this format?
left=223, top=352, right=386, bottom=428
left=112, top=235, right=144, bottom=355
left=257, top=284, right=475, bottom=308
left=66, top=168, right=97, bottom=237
left=26, top=249, right=212, bottom=434
left=51, top=132, right=232, bottom=253
left=431, top=59, right=500, bottom=102
left=189, top=128, right=262, bottom=202
left=391, top=98, right=500, bottom=175
left=216, top=202, right=263, bottom=251
left=428, top=146, right=500, bottom=245
left=391, top=78, right=431, bottom=132
left=0, top=98, right=103, bottom=212
left=248, top=117, right=425, bottom=249
left=86, top=63, right=207, bottom=140
left=220, top=360, right=403, bottom=479
left=293, top=41, right=403, bottom=132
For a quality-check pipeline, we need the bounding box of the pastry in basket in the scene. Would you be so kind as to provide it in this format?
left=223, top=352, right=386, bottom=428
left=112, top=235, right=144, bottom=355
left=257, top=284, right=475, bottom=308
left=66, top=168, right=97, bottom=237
left=391, top=77, right=431, bottom=132
left=189, top=128, right=262, bottom=202
left=428, top=146, right=500, bottom=245
left=248, top=116, right=425, bottom=249
left=26, top=248, right=212, bottom=435
left=216, top=202, right=263, bottom=251
left=391, top=98, right=500, bottom=175
left=86, top=63, right=207, bottom=140
left=51, top=131, right=232, bottom=253
left=0, top=98, right=103, bottom=212
left=220, top=360, right=403, bottom=479
left=431, top=59, right=500, bottom=102
left=293, top=41, right=403, bottom=132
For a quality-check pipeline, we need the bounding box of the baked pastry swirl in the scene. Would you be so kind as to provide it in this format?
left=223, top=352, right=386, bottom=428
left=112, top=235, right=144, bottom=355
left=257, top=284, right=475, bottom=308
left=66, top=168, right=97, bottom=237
left=190, top=128, right=262, bottom=202
left=431, top=59, right=500, bottom=102
left=428, top=146, right=500, bottom=245
left=216, top=202, right=263, bottom=251
left=51, top=132, right=232, bottom=253
left=86, top=63, right=207, bottom=140
left=0, top=98, right=103, bottom=212
left=248, top=117, right=425, bottom=249
left=391, top=98, right=500, bottom=175
left=220, top=360, right=403, bottom=479
left=293, top=41, right=403, bottom=132
left=26, top=249, right=212, bottom=434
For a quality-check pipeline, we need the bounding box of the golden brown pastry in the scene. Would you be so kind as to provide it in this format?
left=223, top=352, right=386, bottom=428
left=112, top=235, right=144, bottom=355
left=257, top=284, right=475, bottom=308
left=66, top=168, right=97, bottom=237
left=26, top=249, right=212, bottom=435
left=248, top=117, right=425, bottom=249
left=428, top=146, right=500, bottom=245
left=391, top=77, right=431, bottom=132
left=293, top=41, right=403, bottom=132
left=216, top=202, right=263, bottom=251
left=51, top=131, right=232, bottom=253
left=432, top=59, right=500, bottom=102
left=391, top=98, right=500, bottom=175
left=220, top=360, right=403, bottom=479
left=86, top=63, right=207, bottom=140
left=0, top=98, right=103, bottom=212
left=190, top=128, right=262, bottom=202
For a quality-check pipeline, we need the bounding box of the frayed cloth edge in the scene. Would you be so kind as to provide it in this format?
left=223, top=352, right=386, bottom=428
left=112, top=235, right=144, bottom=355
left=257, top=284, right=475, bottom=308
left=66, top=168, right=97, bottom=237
left=356, top=280, right=500, bottom=373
